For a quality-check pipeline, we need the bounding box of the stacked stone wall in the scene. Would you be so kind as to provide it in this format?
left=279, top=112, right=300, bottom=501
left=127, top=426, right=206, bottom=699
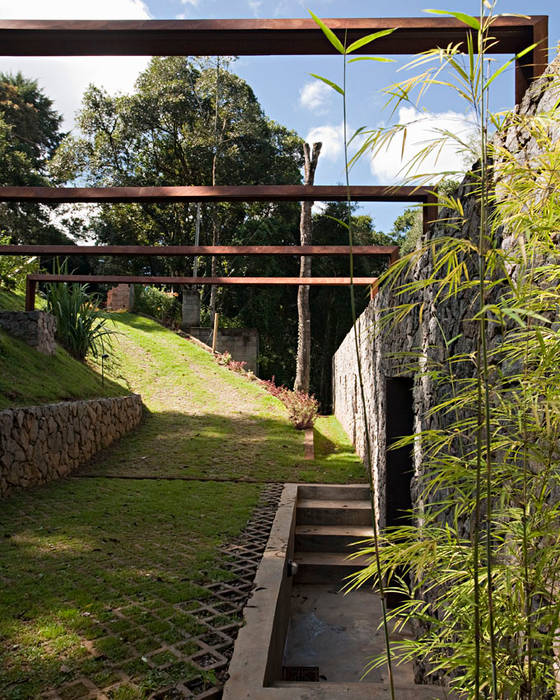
left=332, top=55, right=560, bottom=527
left=0, top=394, right=142, bottom=497
left=0, top=311, right=57, bottom=355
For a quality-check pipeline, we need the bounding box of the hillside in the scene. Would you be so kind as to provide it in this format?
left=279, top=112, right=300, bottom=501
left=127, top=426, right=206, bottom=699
left=86, top=312, right=364, bottom=483
left=0, top=289, right=126, bottom=410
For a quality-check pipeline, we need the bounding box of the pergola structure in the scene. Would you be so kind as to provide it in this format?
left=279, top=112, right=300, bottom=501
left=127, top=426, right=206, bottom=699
left=0, top=16, right=548, bottom=311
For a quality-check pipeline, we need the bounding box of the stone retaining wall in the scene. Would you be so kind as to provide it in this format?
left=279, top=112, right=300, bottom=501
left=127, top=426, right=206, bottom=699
left=0, top=394, right=142, bottom=497
left=0, top=311, right=57, bottom=354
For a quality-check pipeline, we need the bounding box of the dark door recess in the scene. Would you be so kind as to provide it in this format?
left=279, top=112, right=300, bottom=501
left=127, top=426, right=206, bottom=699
left=385, top=377, right=414, bottom=528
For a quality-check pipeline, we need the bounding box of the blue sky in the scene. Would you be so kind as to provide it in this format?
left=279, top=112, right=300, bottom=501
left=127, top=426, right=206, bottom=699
left=0, top=0, right=558, bottom=232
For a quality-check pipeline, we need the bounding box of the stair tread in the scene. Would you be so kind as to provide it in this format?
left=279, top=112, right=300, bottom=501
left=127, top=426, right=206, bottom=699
left=294, top=551, right=370, bottom=565
left=297, top=499, right=372, bottom=510
left=295, top=525, right=374, bottom=537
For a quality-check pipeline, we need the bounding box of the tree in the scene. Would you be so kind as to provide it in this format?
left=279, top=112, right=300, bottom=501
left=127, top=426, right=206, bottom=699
left=0, top=72, right=70, bottom=245
left=294, top=142, right=321, bottom=393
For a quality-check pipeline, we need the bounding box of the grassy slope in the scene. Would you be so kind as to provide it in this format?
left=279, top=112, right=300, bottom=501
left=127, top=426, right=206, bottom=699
left=0, top=289, right=126, bottom=409
left=0, top=297, right=365, bottom=698
left=86, top=312, right=364, bottom=484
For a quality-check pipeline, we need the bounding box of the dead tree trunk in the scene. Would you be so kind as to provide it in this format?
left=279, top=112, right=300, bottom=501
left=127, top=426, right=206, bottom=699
left=294, top=141, right=321, bottom=394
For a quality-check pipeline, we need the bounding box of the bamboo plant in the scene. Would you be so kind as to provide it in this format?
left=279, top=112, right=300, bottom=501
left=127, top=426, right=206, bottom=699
left=311, top=2, right=560, bottom=697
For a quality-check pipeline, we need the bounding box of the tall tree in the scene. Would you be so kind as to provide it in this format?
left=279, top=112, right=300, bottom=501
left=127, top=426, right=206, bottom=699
left=294, top=142, right=321, bottom=393
left=0, top=72, right=69, bottom=245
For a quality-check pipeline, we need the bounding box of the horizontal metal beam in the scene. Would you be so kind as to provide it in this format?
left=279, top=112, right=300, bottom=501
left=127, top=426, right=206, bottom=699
left=29, top=274, right=376, bottom=286
left=0, top=17, right=543, bottom=57
left=0, top=244, right=399, bottom=257
left=0, top=185, right=433, bottom=204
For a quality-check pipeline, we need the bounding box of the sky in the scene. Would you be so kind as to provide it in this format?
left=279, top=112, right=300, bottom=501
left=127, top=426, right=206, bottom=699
left=0, top=0, right=558, bottom=232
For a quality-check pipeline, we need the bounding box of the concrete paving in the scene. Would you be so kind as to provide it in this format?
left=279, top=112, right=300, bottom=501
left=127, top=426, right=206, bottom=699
left=283, top=583, right=415, bottom=685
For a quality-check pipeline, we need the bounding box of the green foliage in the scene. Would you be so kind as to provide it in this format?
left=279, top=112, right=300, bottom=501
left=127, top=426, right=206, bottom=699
left=338, top=5, right=560, bottom=697
left=133, top=286, right=180, bottom=326
left=45, top=281, right=115, bottom=361
left=0, top=234, right=39, bottom=289
left=0, top=72, right=72, bottom=245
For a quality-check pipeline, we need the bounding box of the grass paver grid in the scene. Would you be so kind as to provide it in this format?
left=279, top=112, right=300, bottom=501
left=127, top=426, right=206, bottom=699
left=0, top=479, right=284, bottom=699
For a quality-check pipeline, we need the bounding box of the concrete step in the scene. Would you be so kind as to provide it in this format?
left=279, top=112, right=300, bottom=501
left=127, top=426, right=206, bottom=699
left=295, top=525, right=373, bottom=553
left=296, top=499, right=372, bottom=526
left=297, top=484, right=371, bottom=501
left=293, top=551, right=371, bottom=584
left=272, top=681, right=453, bottom=698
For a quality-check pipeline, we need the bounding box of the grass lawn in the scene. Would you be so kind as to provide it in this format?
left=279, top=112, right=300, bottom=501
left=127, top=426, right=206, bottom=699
left=84, top=312, right=365, bottom=484
left=0, top=478, right=260, bottom=699
left=0, top=293, right=366, bottom=698
left=0, top=289, right=126, bottom=410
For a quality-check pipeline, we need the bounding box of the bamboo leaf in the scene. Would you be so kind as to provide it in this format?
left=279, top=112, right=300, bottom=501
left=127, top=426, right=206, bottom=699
left=485, top=44, right=537, bottom=89
left=308, top=10, right=345, bottom=54
left=309, top=73, right=344, bottom=95
left=346, top=29, right=395, bottom=54
left=348, top=56, right=395, bottom=64
left=425, top=9, right=481, bottom=31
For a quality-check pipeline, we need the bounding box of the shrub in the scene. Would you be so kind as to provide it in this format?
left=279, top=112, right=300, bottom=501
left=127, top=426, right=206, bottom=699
left=45, top=282, right=115, bottom=361
left=280, top=389, right=319, bottom=430
left=134, top=286, right=180, bottom=326
left=259, top=376, right=318, bottom=429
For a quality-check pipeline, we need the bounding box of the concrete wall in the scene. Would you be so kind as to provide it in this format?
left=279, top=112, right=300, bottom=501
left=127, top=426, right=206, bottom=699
left=188, top=327, right=259, bottom=374
left=0, top=394, right=142, bottom=498
left=0, top=311, right=57, bottom=355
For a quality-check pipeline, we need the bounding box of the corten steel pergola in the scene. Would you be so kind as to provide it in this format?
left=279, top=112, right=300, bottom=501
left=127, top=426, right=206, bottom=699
left=0, top=17, right=548, bottom=310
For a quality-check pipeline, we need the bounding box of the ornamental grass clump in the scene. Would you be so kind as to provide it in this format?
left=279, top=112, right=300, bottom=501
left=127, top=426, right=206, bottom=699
left=45, top=281, right=114, bottom=361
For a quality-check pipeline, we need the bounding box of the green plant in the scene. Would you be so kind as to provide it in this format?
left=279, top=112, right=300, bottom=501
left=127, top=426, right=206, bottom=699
left=0, top=234, right=39, bottom=289
left=133, top=285, right=180, bottom=326
left=45, top=280, right=115, bottom=361
left=312, top=3, right=560, bottom=697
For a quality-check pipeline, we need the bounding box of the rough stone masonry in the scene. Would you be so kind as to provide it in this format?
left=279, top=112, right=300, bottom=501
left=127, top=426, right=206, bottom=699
left=0, top=394, right=142, bottom=498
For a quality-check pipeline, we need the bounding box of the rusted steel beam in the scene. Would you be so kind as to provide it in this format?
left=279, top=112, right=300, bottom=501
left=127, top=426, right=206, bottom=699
left=0, top=244, right=399, bottom=257
left=423, top=193, right=439, bottom=235
left=29, top=274, right=377, bottom=286
left=25, top=277, right=36, bottom=312
left=0, top=185, right=433, bottom=204
left=0, top=17, right=542, bottom=57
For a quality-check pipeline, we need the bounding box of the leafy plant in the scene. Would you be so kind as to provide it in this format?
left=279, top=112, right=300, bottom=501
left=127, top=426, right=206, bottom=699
left=312, top=2, right=560, bottom=697
left=0, top=234, right=39, bottom=289
left=133, top=286, right=180, bottom=327
left=45, top=279, right=115, bottom=361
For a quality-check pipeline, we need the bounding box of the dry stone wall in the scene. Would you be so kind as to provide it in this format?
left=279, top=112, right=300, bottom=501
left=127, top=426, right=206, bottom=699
left=0, top=394, right=142, bottom=497
left=333, top=54, right=560, bottom=529
left=0, top=311, right=57, bottom=355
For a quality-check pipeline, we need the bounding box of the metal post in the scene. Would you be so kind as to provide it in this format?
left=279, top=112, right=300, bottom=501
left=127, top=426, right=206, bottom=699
left=25, top=277, right=36, bottom=311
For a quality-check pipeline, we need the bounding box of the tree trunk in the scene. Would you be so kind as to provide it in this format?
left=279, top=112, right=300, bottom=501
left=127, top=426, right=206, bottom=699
left=294, top=141, right=321, bottom=393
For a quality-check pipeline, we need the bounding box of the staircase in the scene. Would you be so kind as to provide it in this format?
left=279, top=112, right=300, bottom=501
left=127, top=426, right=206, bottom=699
left=293, top=484, right=374, bottom=584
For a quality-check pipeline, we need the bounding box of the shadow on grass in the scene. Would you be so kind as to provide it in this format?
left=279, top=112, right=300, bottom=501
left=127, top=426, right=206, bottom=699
left=81, top=408, right=364, bottom=484
left=0, top=478, right=260, bottom=699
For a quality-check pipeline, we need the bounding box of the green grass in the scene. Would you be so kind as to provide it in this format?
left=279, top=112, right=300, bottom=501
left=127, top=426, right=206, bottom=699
left=0, top=287, right=46, bottom=311
left=86, top=312, right=365, bottom=483
left=0, top=293, right=365, bottom=697
left=0, top=288, right=125, bottom=409
left=0, top=478, right=259, bottom=699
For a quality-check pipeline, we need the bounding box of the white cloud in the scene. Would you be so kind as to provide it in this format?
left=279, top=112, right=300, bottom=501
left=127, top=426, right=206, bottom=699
left=248, top=0, right=263, bottom=16
left=305, top=123, right=345, bottom=162
left=0, top=0, right=152, bottom=130
left=370, top=107, right=477, bottom=183
left=180, top=0, right=199, bottom=5
left=299, top=80, right=332, bottom=113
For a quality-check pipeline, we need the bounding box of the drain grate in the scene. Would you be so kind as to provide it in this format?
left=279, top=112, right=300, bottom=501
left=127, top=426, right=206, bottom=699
left=281, top=665, right=320, bottom=682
